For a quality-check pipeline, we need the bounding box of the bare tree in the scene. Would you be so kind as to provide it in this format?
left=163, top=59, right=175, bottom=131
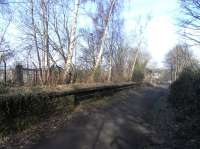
left=49, top=0, right=70, bottom=64
left=0, top=0, right=10, bottom=14
left=130, top=16, right=151, bottom=81
left=0, top=21, right=13, bottom=84
left=24, top=0, right=51, bottom=84
left=131, top=53, right=149, bottom=82
left=63, top=0, right=80, bottom=84
left=106, top=17, right=125, bottom=81
left=165, top=44, right=197, bottom=81
left=19, top=0, right=81, bottom=85
left=79, top=30, right=97, bottom=70
left=29, top=0, right=43, bottom=84
left=0, top=48, right=13, bottom=84
left=20, top=0, right=68, bottom=85
left=0, top=6, right=13, bottom=84
left=91, top=0, right=116, bottom=81
left=0, top=17, right=11, bottom=51
left=41, top=0, right=50, bottom=83
left=180, top=0, right=200, bottom=45
left=0, top=0, right=152, bottom=85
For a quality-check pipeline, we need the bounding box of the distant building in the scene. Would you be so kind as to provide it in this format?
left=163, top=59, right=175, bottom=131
left=145, top=68, right=171, bottom=84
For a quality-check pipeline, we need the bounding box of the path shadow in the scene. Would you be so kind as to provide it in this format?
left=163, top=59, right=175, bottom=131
left=29, top=87, right=167, bottom=149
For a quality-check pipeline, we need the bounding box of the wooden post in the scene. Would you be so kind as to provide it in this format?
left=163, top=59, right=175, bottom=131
left=3, top=60, right=6, bottom=84
left=36, top=70, right=38, bottom=85
left=74, top=95, right=81, bottom=106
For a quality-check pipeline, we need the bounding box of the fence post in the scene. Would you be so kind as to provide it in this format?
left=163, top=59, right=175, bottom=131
left=35, top=70, right=38, bottom=85
left=3, top=60, right=6, bottom=84
left=15, top=64, right=24, bottom=86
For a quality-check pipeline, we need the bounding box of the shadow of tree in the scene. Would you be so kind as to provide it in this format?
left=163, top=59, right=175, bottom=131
left=29, top=87, right=167, bottom=149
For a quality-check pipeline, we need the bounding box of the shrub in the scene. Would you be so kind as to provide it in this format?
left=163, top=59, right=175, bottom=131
left=0, top=94, right=72, bottom=136
left=132, top=62, right=145, bottom=82
left=0, top=82, right=9, bottom=94
left=168, top=68, right=200, bottom=147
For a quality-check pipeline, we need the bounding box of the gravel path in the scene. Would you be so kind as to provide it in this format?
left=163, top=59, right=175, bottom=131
left=30, top=86, right=168, bottom=149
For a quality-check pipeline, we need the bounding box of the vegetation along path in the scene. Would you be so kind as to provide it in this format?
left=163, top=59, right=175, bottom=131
left=30, top=86, right=170, bottom=149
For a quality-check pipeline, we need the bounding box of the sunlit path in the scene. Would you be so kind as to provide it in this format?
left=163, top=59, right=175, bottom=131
left=30, top=87, right=168, bottom=149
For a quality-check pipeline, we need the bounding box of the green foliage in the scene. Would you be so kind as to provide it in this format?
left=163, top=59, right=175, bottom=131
left=168, top=68, right=200, bottom=147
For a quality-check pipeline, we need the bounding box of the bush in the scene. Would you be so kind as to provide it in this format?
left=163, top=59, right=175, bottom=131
left=0, top=93, right=72, bottom=136
left=0, top=82, right=9, bottom=94
left=132, top=62, right=145, bottom=82
left=168, top=68, right=200, bottom=147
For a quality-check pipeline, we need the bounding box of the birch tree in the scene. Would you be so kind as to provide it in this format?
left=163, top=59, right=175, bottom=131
left=41, top=0, right=50, bottom=84
left=79, top=31, right=97, bottom=70
left=165, top=44, right=196, bottom=81
left=0, top=3, right=12, bottom=84
left=130, top=47, right=140, bottom=80
left=63, top=0, right=80, bottom=84
left=107, top=16, right=124, bottom=81
left=0, top=0, right=11, bottom=60
left=91, top=0, right=116, bottom=81
left=180, top=0, right=200, bottom=45
left=130, top=16, right=151, bottom=81
left=19, top=0, right=52, bottom=84
left=0, top=0, right=10, bottom=14
left=30, top=0, right=43, bottom=84
left=49, top=0, right=70, bottom=64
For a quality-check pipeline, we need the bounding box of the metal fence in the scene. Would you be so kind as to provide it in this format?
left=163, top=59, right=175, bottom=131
left=0, top=64, right=65, bottom=86
left=0, top=64, right=40, bottom=85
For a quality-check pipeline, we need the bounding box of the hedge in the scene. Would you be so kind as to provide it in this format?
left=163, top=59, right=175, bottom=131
left=0, top=94, right=72, bottom=136
left=168, top=68, right=200, bottom=148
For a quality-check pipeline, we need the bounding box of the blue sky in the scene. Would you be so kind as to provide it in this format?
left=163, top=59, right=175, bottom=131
left=79, top=0, right=183, bottom=68
left=2, top=0, right=197, bottom=68
left=123, top=0, right=181, bottom=68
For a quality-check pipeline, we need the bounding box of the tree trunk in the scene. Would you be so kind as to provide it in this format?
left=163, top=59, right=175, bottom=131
left=108, top=51, right=113, bottom=82
left=3, top=59, right=6, bottom=84
left=41, top=0, right=50, bottom=84
left=91, top=0, right=115, bottom=82
left=131, top=48, right=139, bottom=81
left=170, top=64, right=173, bottom=83
left=64, top=0, right=80, bottom=84
left=30, top=0, right=43, bottom=85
